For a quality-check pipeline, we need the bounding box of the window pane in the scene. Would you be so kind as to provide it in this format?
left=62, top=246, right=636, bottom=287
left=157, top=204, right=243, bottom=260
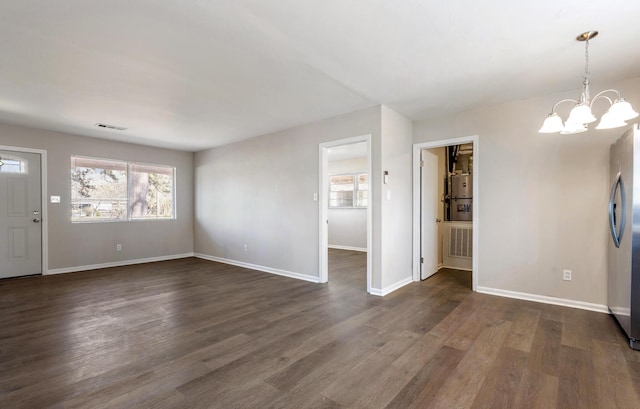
left=71, top=156, right=128, bottom=222
left=0, top=157, right=27, bottom=174
left=130, top=163, right=175, bottom=219
left=329, top=174, right=354, bottom=207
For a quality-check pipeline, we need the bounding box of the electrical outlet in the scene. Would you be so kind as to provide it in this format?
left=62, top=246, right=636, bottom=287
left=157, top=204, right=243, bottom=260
left=243, top=244, right=248, bottom=252
left=116, top=243, right=122, bottom=251
left=563, top=269, right=572, bottom=281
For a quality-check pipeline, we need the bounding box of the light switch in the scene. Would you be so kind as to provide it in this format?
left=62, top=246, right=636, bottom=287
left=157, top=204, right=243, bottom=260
left=50, top=196, right=61, bottom=203
left=313, top=193, right=318, bottom=201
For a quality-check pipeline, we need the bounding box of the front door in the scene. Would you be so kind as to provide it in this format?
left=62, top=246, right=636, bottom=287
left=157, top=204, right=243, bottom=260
left=0, top=149, right=42, bottom=278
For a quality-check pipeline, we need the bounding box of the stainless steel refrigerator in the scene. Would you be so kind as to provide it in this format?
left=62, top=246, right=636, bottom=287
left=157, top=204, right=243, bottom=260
left=608, top=124, right=640, bottom=350
left=450, top=174, right=472, bottom=221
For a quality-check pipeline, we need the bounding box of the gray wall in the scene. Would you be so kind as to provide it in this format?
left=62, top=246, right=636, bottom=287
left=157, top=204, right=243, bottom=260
left=194, top=106, right=382, bottom=283
left=0, top=123, right=194, bottom=270
left=380, top=106, right=413, bottom=288
left=328, top=157, right=367, bottom=250
left=414, top=76, right=640, bottom=306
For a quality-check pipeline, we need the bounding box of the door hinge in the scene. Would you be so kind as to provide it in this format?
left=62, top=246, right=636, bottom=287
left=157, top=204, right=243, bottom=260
left=420, top=257, right=424, bottom=264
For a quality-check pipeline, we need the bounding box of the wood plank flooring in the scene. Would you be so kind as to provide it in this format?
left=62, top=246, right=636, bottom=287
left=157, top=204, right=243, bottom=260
left=0, top=249, right=639, bottom=408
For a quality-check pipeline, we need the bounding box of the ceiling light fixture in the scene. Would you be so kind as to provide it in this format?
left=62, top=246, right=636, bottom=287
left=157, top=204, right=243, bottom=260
left=539, top=31, right=638, bottom=134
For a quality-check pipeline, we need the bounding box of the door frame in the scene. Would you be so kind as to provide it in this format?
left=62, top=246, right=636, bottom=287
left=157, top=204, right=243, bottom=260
left=412, top=135, right=479, bottom=291
left=319, top=134, right=372, bottom=293
left=0, top=145, right=48, bottom=276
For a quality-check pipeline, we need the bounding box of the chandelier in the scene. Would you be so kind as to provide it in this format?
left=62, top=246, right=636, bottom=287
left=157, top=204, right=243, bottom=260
left=539, top=31, right=638, bottom=134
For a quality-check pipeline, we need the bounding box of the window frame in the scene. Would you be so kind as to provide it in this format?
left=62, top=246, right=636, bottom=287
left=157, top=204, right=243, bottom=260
left=71, top=155, right=176, bottom=223
left=328, top=172, right=368, bottom=209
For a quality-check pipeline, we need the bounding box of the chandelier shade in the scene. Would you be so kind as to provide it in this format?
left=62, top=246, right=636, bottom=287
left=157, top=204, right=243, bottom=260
left=539, top=31, right=637, bottom=135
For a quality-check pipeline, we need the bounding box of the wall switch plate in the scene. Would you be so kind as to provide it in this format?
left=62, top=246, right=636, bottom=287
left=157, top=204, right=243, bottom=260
left=563, top=269, right=572, bottom=281
left=313, top=193, right=318, bottom=201
left=50, top=196, right=61, bottom=203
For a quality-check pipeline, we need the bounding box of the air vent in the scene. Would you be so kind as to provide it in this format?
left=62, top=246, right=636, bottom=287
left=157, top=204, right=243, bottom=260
left=95, top=123, right=127, bottom=131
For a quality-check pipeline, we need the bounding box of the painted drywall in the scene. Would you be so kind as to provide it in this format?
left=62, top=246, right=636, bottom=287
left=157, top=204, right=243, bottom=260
left=414, top=76, right=640, bottom=306
left=380, top=106, right=413, bottom=289
left=0, top=123, right=194, bottom=270
left=194, top=106, right=383, bottom=287
left=328, top=157, right=367, bottom=250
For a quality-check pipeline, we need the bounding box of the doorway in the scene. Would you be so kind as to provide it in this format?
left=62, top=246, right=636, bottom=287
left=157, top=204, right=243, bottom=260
left=412, top=136, right=479, bottom=291
left=319, top=135, right=372, bottom=293
left=0, top=146, right=47, bottom=279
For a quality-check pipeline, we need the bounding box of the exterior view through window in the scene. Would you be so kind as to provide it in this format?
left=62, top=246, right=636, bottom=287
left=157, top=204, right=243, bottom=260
left=71, top=156, right=175, bottom=222
left=329, top=173, right=368, bottom=208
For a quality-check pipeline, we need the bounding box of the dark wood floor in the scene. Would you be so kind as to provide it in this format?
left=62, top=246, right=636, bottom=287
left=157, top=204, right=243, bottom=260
left=1, top=249, right=639, bottom=408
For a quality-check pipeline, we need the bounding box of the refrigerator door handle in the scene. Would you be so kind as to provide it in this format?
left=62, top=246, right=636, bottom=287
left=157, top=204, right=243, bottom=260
left=609, top=172, right=626, bottom=248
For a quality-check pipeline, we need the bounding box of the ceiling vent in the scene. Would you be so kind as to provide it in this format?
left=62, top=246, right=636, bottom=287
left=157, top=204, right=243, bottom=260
left=95, top=123, right=127, bottom=131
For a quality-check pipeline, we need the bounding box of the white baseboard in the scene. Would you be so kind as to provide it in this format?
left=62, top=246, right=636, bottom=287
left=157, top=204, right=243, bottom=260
left=369, top=276, right=413, bottom=297
left=328, top=245, right=367, bottom=252
left=441, top=265, right=472, bottom=272
left=46, top=253, right=195, bottom=275
left=477, top=286, right=609, bottom=314
left=194, top=253, right=321, bottom=283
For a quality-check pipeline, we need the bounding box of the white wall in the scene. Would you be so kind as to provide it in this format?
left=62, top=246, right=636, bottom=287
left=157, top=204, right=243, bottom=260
left=414, top=76, right=640, bottom=306
left=194, top=106, right=382, bottom=284
left=328, top=157, right=367, bottom=250
left=380, top=106, right=413, bottom=289
left=0, top=122, right=194, bottom=271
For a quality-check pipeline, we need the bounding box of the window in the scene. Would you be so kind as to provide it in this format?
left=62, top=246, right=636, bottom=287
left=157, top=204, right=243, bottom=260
left=130, top=163, right=175, bottom=220
left=329, top=173, right=367, bottom=208
left=71, top=156, right=175, bottom=222
left=0, top=157, right=28, bottom=174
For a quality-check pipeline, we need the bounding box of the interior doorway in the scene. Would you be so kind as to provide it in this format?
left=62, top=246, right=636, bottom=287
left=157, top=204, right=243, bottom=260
left=0, top=146, right=47, bottom=279
left=412, top=136, right=479, bottom=291
left=319, top=135, right=372, bottom=293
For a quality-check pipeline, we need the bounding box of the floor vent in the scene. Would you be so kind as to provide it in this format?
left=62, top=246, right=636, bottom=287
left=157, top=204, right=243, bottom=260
left=443, top=222, right=472, bottom=271
left=449, top=226, right=472, bottom=258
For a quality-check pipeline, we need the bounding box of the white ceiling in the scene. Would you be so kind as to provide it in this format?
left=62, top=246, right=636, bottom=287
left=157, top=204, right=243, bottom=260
left=1, top=1, right=639, bottom=151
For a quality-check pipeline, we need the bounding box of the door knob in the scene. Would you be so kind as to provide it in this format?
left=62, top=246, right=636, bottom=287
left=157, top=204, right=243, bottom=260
left=33, top=218, right=40, bottom=223
left=436, top=218, right=442, bottom=223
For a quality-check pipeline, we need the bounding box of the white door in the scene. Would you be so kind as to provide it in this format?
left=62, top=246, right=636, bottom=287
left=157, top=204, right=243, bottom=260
left=421, top=149, right=439, bottom=280
left=0, top=150, right=42, bottom=278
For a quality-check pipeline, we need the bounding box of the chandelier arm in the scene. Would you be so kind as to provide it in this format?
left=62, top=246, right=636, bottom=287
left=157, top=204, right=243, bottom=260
left=551, top=99, right=579, bottom=113
left=590, top=89, right=622, bottom=108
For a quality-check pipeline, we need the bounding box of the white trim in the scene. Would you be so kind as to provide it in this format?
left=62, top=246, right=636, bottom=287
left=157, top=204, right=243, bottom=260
left=412, top=136, right=479, bottom=292
left=319, top=135, right=372, bottom=293
left=477, top=286, right=609, bottom=314
left=369, top=276, right=413, bottom=297
left=328, top=245, right=367, bottom=252
left=194, top=253, right=321, bottom=283
left=46, top=253, right=194, bottom=275
left=0, top=144, right=48, bottom=276
left=442, top=265, right=472, bottom=272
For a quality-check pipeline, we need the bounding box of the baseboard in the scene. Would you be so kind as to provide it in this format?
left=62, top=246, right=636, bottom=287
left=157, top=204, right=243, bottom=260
left=369, top=276, right=413, bottom=297
left=46, top=253, right=195, bottom=275
left=477, top=286, right=609, bottom=314
left=328, top=245, right=367, bottom=252
left=194, top=253, right=321, bottom=283
left=441, top=264, right=472, bottom=272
